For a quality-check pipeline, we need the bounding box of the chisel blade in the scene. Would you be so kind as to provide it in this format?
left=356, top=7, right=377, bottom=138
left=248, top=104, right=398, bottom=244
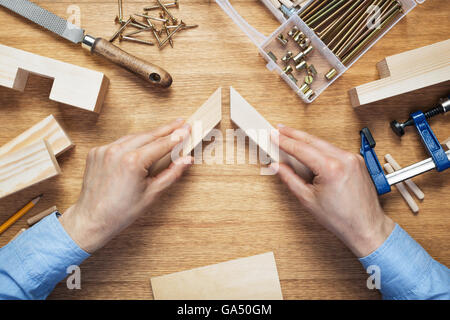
left=0, top=0, right=85, bottom=44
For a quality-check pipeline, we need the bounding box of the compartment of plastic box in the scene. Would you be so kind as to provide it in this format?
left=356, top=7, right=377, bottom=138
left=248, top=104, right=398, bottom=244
left=215, top=0, right=423, bottom=103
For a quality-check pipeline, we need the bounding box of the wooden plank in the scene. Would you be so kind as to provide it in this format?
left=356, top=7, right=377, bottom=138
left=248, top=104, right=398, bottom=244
left=0, top=140, right=61, bottom=200
left=349, top=40, right=450, bottom=107
left=149, top=88, right=222, bottom=176
left=376, top=40, right=450, bottom=78
left=230, top=87, right=312, bottom=180
left=151, top=252, right=283, bottom=300
left=0, top=115, right=74, bottom=158
left=27, top=205, right=58, bottom=226
left=0, top=44, right=109, bottom=113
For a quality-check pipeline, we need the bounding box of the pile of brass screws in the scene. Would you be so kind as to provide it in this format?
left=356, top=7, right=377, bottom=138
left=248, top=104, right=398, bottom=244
left=299, top=0, right=403, bottom=65
left=110, top=0, right=198, bottom=49
left=268, top=25, right=318, bottom=100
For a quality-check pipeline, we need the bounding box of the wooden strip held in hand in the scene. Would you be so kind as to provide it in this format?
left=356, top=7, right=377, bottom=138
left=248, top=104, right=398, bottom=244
left=90, top=38, right=172, bottom=88
left=27, top=206, right=58, bottom=226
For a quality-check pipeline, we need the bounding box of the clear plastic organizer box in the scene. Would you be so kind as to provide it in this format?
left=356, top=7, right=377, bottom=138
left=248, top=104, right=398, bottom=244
left=215, top=0, right=424, bottom=103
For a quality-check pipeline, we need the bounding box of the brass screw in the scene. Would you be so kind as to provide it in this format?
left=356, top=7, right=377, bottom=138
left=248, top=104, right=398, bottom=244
left=325, top=68, right=338, bottom=81
left=293, top=31, right=305, bottom=43
left=277, top=34, right=288, bottom=46
left=144, top=0, right=180, bottom=11
left=305, top=75, right=314, bottom=85
left=163, top=23, right=174, bottom=48
left=159, top=21, right=185, bottom=48
left=115, top=0, right=124, bottom=23
left=119, top=35, right=155, bottom=46
left=288, top=74, right=298, bottom=84
left=304, top=89, right=315, bottom=100
left=293, top=51, right=305, bottom=64
left=303, top=45, right=314, bottom=57
left=124, top=27, right=152, bottom=37
left=157, top=0, right=178, bottom=24
left=167, top=24, right=198, bottom=30
left=110, top=16, right=132, bottom=42
left=281, top=51, right=293, bottom=63
left=299, top=37, right=310, bottom=50
left=300, top=83, right=309, bottom=94
left=288, top=26, right=299, bottom=37
left=134, top=13, right=168, bottom=23
left=283, top=65, right=293, bottom=75
left=307, top=64, right=317, bottom=77
left=295, top=60, right=307, bottom=71
left=267, top=51, right=277, bottom=62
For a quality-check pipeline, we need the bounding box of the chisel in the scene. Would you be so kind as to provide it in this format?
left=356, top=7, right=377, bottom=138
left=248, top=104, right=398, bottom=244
left=0, top=0, right=172, bottom=88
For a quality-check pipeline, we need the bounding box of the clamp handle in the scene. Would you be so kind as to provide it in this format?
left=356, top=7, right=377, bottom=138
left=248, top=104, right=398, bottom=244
left=412, top=111, right=450, bottom=172
left=360, top=128, right=391, bottom=195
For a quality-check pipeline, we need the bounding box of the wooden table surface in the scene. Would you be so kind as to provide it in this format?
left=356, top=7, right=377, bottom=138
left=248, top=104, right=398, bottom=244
left=0, top=0, right=448, bottom=300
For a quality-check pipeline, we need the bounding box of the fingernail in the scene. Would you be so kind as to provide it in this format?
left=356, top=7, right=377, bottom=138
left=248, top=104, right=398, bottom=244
left=182, top=123, right=191, bottom=129
left=277, top=124, right=285, bottom=128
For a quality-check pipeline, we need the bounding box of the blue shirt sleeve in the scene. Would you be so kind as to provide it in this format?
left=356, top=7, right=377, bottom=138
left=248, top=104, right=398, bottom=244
left=359, top=224, right=450, bottom=300
left=0, top=213, right=90, bottom=300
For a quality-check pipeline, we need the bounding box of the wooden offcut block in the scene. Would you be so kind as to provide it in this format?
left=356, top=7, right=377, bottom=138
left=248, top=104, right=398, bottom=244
left=149, top=88, right=222, bottom=176
left=0, top=115, right=74, bottom=158
left=151, top=252, right=283, bottom=300
left=444, top=137, right=450, bottom=150
left=349, top=40, right=450, bottom=107
left=27, top=206, right=58, bottom=226
left=0, top=140, right=61, bottom=200
left=230, top=87, right=312, bottom=180
left=0, top=44, right=109, bottom=113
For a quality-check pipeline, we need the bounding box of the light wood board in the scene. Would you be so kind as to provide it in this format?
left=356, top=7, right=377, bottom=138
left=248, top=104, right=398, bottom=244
left=151, top=252, right=283, bottom=300
left=0, top=0, right=448, bottom=300
left=0, top=140, right=61, bottom=200
left=376, top=39, right=450, bottom=78
left=0, top=44, right=109, bottom=113
left=230, top=87, right=312, bottom=180
left=349, top=40, right=450, bottom=107
left=149, top=87, right=222, bottom=176
left=0, top=115, right=74, bottom=158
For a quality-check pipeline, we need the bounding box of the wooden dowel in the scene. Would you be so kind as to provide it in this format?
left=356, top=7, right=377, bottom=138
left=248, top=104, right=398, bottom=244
left=385, top=154, right=424, bottom=200
left=27, top=206, right=58, bottom=226
left=384, top=163, right=419, bottom=214
left=9, top=228, right=26, bottom=242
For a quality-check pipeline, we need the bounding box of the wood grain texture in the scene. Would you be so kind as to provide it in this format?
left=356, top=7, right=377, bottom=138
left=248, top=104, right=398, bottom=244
left=91, top=38, right=172, bottom=88
left=149, top=87, right=222, bottom=175
left=230, top=86, right=312, bottom=180
left=0, top=44, right=109, bottom=113
left=0, top=0, right=448, bottom=300
left=151, top=252, right=283, bottom=300
left=349, top=39, right=450, bottom=107
left=0, top=140, right=61, bottom=200
left=0, top=115, right=74, bottom=158
left=376, top=40, right=450, bottom=78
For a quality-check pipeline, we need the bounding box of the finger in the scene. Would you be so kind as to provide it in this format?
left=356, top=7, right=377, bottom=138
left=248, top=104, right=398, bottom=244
left=272, top=131, right=325, bottom=176
left=274, top=163, right=315, bottom=207
left=138, top=125, right=191, bottom=168
left=278, top=125, right=345, bottom=155
left=149, top=156, right=193, bottom=194
left=117, top=119, right=186, bottom=151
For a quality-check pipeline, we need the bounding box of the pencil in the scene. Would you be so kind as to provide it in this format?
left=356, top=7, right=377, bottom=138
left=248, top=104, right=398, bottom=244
left=0, top=195, right=42, bottom=235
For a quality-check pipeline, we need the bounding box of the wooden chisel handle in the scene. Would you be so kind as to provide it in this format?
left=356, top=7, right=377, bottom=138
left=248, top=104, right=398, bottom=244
left=83, top=36, right=172, bottom=88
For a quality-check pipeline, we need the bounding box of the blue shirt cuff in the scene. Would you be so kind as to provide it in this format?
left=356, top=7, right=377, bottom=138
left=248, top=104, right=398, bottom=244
left=359, top=224, right=448, bottom=299
left=8, top=213, right=90, bottom=299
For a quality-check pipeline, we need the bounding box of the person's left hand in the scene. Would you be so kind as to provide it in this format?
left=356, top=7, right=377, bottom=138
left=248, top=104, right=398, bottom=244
left=60, top=119, right=193, bottom=253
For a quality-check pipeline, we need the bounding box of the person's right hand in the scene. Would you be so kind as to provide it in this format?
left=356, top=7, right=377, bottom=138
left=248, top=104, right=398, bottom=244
left=271, top=126, right=395, bottom=258
left=60, top=119, right=193, bottom=253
